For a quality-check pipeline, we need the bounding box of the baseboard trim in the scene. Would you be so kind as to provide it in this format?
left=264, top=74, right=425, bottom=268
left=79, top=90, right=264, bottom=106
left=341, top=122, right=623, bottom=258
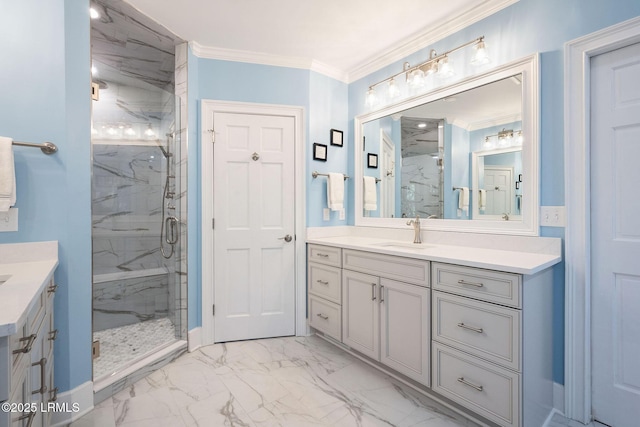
left=188, top=327, right=202, bottom=352
left=554, top=382, right=565, bottom=414
left=50, top=380, right=94, bottom=427
left=543, top=408, right=562, bottom=427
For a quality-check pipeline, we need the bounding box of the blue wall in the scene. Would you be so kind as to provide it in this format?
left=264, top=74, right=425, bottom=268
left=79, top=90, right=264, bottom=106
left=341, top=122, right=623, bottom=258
left=0, top=0, right=92, bottom=392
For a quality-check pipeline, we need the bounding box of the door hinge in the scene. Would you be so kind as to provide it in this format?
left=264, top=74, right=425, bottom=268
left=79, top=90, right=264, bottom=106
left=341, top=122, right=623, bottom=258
left=208, top=129, right=215, bottom=143
left=212, top=304, right=215, bottom=316
left=212, top=218, right=215, bottom=229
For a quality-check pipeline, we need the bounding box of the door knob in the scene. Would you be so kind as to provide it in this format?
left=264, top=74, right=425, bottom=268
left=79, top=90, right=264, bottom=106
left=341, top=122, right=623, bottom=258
left=252, top=152, right=260, bottom=161
left=278, top=234, right=293, bottom=242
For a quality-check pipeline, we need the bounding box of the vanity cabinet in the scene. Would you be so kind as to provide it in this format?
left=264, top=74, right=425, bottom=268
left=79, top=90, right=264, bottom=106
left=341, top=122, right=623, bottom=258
left=341, top=250, right=431, bottom=386
left=307, top=245, right=343, bottom=342
left=0, top=276, right=57, bottom=427
left=431, top=262, right=552, bottom=427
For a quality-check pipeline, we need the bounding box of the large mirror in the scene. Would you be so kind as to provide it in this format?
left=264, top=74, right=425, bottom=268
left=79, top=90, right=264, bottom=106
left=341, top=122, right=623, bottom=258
left=355, top=55, right=539, bottom=235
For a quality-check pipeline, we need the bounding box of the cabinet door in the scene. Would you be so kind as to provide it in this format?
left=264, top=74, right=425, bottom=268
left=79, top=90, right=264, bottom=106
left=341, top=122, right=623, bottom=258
left=342, top=270, right=379, bottom=360
left=380, top=278, right=430, bottom=386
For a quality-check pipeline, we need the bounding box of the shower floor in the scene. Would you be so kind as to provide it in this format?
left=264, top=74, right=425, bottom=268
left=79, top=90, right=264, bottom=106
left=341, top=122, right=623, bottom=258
left=93, top=317, right=176, bottom=380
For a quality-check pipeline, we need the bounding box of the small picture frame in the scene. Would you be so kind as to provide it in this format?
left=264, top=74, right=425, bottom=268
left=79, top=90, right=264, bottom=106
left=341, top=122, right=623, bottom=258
left=330, top=129, right=344, bottom=147
left=518, top=173, right=523, bottom=182
left=313, top=143, right=327, bottom=161
left=515, top=181, right=521, bottom=190
left=367, top=153, right=378, bottom=168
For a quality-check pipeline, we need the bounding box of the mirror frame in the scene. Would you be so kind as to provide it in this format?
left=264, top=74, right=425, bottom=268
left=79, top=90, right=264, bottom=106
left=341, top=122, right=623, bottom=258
left=354, top=54, right=539, bottom=235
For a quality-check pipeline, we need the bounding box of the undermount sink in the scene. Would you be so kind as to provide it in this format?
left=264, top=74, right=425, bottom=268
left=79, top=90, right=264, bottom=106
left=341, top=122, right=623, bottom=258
left=0, top=275, right=11, bottom=286
left=373, top=242, right=434, bottom=250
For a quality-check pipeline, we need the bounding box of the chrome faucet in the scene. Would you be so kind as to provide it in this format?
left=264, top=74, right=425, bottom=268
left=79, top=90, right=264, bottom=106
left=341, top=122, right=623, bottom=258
left=406, top=215, right=422, bottom=244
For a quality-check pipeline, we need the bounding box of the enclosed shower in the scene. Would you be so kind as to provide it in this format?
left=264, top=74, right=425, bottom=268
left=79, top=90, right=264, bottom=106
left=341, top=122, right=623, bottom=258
left=90, top=61, right=186, bottom=384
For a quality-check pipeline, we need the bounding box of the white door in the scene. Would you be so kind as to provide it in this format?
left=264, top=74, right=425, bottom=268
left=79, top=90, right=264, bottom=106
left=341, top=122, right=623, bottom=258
left=484, top=167, right=513, bottom=215
left=591, top=41, right=640, bottom=427
left=213, top=111, right=296, bottom=342
left=380, top=130, right=396, bottom=217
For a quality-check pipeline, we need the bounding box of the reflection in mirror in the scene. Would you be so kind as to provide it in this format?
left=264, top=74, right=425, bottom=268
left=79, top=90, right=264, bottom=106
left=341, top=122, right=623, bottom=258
left=354, top=54, right=539, bottom=235
left=472, top=147, right=522, bottom=220
left=361, top=75, right=522, bottom=221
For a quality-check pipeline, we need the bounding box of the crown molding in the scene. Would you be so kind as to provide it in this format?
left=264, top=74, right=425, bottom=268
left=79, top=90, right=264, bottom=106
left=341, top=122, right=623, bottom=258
left=189, top=0, right=517, bottom=84
left=346, top=0, right=519, bottom=83
left=190, top=41, right=348, bottom=83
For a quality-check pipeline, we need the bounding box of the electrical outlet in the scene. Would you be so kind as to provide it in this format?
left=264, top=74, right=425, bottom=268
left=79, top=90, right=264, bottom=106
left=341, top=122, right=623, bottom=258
left=323, top=208, right=330, bottom=221
left=0, top=208, right=18, bottom=232
left=540, top=206, right=566, bottom=227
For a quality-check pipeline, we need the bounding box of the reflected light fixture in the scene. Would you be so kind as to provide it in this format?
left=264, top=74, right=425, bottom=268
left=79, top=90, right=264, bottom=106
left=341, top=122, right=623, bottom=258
left=483, top=128, right=521, bottom=150
left=89, top=7, right=100, bottom=19
left=363, top=36, right=488, bottom=108
left=144, top=124, right=156, bottom=138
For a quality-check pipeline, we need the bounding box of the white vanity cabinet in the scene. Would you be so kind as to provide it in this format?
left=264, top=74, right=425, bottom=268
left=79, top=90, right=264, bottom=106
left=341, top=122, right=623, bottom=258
left=341, top=250, right=431, bottom=386
left=307, top=245, right=343, bottom=342
left=0, top=276, right=57, bottom=427
left=431, top=262, right=552, bottom=427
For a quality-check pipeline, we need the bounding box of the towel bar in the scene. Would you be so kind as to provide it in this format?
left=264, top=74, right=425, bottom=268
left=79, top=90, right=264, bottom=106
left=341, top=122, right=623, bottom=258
left=312, top=171, right=349, bottom=180
left=12, top=141, right=58, bottom=155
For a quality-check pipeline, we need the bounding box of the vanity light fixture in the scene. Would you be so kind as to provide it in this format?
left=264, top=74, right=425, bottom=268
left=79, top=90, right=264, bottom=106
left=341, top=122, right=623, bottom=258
left=363, top=36, right=488, bottom=108
left=483, top=128, right=521, bottom=150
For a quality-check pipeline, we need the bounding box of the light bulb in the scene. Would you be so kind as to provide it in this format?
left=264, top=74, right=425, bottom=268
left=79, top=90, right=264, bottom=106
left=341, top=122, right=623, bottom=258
left=387, top=78, right=400, bottom=99
left=365, top=88, right=378, bottom=109
left=144, top=125, right=155, bottom=138
left=472, top=40, right=490, bottom=65
left=408, top=69, right=425, bottom=89
left=437, top=57, right=455, bottom=79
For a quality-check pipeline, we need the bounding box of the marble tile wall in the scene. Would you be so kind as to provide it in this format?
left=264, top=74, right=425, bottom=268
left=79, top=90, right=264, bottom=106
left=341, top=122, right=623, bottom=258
left=401, top=153, right=442, bottom=218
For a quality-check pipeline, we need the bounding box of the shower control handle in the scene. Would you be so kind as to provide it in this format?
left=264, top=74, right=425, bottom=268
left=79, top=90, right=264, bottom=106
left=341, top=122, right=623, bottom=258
left=278, top=234, right=293, bottom=242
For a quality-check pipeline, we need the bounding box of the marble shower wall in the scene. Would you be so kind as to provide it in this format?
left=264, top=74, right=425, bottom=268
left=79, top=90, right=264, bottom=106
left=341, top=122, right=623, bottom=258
left=92, top=143, right=172, bottom=331
left=401, top=154, right=442, bottom=218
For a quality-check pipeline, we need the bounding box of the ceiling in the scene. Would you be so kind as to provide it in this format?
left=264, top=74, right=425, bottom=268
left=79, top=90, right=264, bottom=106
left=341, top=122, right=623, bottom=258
left=123, top=0, right=516, bottom=82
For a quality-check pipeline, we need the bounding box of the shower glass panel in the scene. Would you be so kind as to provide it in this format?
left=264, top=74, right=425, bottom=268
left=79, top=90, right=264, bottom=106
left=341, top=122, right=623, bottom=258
left=91, top=62, right=184, bottom=380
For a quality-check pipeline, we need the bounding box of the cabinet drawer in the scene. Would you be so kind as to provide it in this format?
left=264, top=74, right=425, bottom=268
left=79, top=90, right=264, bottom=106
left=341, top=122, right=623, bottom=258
left=309, top=296, right=342, bottom=342
left=308, top=263, right=341, bottom=304
left=432, top=263, right=521, bottom=308
left=432, top=342, right=520, bottom=427
left=343, top=249, right=429, bottom=287
left=308, top=244, right=342, bottom=267
left=433, top=291, right=520, bottom=371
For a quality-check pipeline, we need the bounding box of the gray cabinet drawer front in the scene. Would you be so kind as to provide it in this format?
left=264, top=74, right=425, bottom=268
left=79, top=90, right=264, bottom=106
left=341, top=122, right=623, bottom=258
left=309, top=296, right=342, bottom=342
left=308, top=244, right=342, bottom=267
left=432, top=263, right=521, bottom=308
left=343, top=249, right=430, bottom=287
left=308, top=263, right=341, bottom=304
left=433, top=342, right=520, bottom=427
left=433, top=291, right=520, bottom=370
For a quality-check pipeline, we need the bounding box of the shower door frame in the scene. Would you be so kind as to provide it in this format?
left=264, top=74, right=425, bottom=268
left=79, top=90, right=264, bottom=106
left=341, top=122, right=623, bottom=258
left=200, top=100, right=307, bottom=346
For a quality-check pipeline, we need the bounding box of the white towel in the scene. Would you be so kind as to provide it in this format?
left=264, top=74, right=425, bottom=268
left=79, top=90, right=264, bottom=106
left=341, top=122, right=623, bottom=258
left=458, top=186, right=469, bottom=214
left=327, top=173, right=344, bottom=211
left=363, top=176, right=377, bottom=211
left=0, top=137, right=16, bottom=213
left=479, top=189, right=487, bottom=211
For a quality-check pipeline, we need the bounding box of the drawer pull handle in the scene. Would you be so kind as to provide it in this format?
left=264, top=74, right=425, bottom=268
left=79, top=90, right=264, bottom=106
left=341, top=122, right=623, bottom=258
left=317, top=313, right=329, bottom=320
left=457, top=323, right=484, bottom=334
left=380, top=285, right=385, bottom=303
left=48, top=283, right=58, bottom=294
left=371, top=283, right=377, bottom=301
left=17, top=411, right=36, bottom=426
left=317, top=253, right=329, bottom=258
left=316, top=280, right=329, bottom=285
left=49, top=387, right=59, bottom=402
left=13, top=334, right=37, bottom=354
left=457, top=279, right=484, bottom=288
left=458, top=377, right=484, bottom=391
left=32, top=357, right=48, bottom=395
left=49, top=329, right=59, bottom=341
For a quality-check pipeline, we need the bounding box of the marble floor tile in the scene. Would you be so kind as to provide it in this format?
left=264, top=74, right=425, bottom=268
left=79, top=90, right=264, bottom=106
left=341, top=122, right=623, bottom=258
left=73, top=335, right=483, bottom=427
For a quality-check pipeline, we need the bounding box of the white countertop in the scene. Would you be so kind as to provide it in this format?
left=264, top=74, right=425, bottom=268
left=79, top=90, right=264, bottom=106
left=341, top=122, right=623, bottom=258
left=0, top=241, right=58, bottom=337
left=306, top=234, right=561, bottom=275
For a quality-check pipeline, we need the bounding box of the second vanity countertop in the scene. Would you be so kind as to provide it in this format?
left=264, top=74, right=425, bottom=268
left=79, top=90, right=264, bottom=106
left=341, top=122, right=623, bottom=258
left=306, top=234, right=561, bottom=275
left=0, top=241, right=58, bottom=337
